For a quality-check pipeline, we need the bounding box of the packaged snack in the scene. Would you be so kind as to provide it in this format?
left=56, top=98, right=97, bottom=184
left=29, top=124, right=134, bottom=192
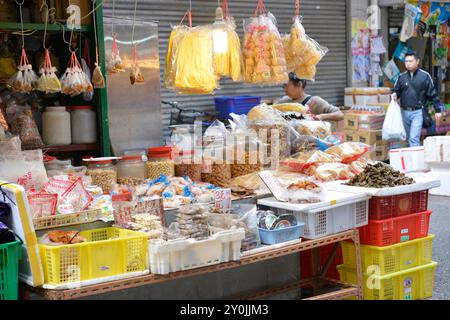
left=92, top=63, right=105, bottom=88
left=294, top=120, right=332, bottom=139
left=36, top=48, right=61, bottom=94
left=230, top=204, right=261, bottom=251
left=60, top=52, right=94, bottom=97
left=59, top=178, right=94, bottom=213
left=27, top=192, right=58, bottom=218
left=129, top=45, right=145, bottom=85
left=173, top=25, right=218, bottom=94
left=107, top=33, right=126, bottom=74
left=6, top=102, right=44, bottom=149
left=306, top=163, right=354, bottom=182
left=285, top=16, right=328, bottom=81
left=242, top=7, right=288, bottom=85
left=214, top=13, right=242, bottom=82
left=281, top=150, right=339, bottom=172
left=325, top=142, right=370, bottom=164
left=7, top=48, right=38, bottom=93
left=164, top=25, right=189, bottom=88
left=272, top=102, right=307, bottom=113
left=176, top=204, right=210, bottom=240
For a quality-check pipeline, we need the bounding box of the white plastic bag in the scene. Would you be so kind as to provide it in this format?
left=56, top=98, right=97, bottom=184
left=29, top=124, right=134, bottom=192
left=382, top=100, right=406, bottom=141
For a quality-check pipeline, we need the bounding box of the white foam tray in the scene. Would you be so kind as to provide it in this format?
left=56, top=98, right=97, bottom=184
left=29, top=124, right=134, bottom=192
left=257, top=190, right=370, bottom=212
left=324, top=175, right=440, bottom=197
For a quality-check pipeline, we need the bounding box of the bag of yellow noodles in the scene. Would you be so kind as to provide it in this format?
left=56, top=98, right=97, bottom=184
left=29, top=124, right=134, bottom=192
left=213, top=3, right=242, bottom=82
left=173, top=25, right=218, bottom=95
left=164, top=25, right=189, bottom=89
left=242, top=3, right=288, bottom=86
left=285, top=15, right=328, bottom=81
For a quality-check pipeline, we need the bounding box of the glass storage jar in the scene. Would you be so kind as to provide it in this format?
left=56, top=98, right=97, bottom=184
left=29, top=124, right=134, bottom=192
left=117, top=155, right=146, bottom=185
left=42, top=106, right=71, bottom=145
left=85, top=159, right=117, bottom=194
left=146, top=147, right=175, bottom=180
left=70, top=106, right=97, bottom=144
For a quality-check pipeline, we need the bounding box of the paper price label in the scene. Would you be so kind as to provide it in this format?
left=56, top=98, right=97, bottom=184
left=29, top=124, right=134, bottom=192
left=214, top=188, right=232, bottom=213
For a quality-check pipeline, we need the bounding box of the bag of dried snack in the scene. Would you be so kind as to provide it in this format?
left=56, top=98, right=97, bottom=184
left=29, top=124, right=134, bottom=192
left=60, top=52, right=94, bottom=97
left=107, top=33, right=126, bottom=74
left=7, top=48, right=38, bottom=94
left=36, top=48, right=61, bottom=94
left=6, top=101, right=44, bottom=149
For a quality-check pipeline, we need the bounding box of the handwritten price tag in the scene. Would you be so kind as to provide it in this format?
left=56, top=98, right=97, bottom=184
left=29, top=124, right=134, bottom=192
left=214, top=188, right=232, bottom=213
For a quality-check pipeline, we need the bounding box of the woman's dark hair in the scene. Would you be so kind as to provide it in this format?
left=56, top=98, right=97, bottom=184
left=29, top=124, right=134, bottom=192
left=288, top=72, right=307, bottom=89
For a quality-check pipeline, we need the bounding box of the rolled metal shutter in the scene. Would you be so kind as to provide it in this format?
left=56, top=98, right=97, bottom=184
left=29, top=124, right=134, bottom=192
left=388, top=6, right=404, bottom=28
left=104, top=0, right=348, bottom=137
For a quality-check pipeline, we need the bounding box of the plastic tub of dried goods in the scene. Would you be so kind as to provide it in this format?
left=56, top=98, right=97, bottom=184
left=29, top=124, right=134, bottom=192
left=146, top=147, right=175, bottom=180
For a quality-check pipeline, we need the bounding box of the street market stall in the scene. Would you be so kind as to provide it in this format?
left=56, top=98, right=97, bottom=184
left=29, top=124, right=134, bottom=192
left=0, top=0, right=443, bottom=301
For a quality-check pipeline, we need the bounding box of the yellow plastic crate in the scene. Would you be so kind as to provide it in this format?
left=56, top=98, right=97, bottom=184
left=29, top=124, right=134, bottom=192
left=39, top=227, right=148, bottom=286
left=341, top=235, right=434, bottom=275
left=337, top=261, right=437, bottom=300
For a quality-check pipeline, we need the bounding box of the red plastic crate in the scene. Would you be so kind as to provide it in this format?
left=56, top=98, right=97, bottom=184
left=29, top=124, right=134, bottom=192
left=359, top=210, right=432, bottom=246
left=300, top=244, right=342, bottom=280
left=369, top=190, right=429, bottom=220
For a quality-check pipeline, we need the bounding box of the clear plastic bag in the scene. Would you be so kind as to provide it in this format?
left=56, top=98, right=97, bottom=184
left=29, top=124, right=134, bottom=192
left=230, top=204, right=261, bottom=251
left=242, top=12, right=288, bottom=85
left=7, top=48, right=38, bottom=94
left=130, top=45, right=145, bottom=85
left=173, top=25, right=218, bottom=94
left=27, top=192, right=58, bottom=218
left=36, top=49, right=61, bottom=94
left=6, top=102, right=44, bottom=149
left=92, top=63, right=105, bottom=88
left=60, top=52, right=94, bottom=97
left=0, top=149, right=48, bottom=191
left=59, top=178, right=93, bottom=213
left=285, top=16, right=328, bottom=81
left=0, top=135, right=21, bottom=155
left=107, top=33, right=126, bottom=74
left=293, top=120, right=332, bottom=139
left=164, top=25, right=189, bottom=89
left=305, top=163, right=354, bottom=182
left=281, top=150, right=339, bottom=173
left=214, top=18, right=243, bottom=82
left=325, top=142, right=370, bottom=164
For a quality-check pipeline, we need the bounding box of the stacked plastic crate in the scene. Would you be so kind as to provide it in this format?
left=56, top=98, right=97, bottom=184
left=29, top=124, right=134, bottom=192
left=337, top=189, right=438, bottom=300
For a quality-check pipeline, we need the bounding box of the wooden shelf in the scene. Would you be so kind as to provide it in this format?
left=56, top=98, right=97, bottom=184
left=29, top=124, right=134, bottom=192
left=0, top=22, right=91, bottom=33
left=42, top=143, right=100, bottom=153
left=20, top=229, right=364, bottom=300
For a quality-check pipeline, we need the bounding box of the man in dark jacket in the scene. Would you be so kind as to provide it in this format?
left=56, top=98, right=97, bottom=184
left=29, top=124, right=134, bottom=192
left=392, top=51, right=443, bottom=147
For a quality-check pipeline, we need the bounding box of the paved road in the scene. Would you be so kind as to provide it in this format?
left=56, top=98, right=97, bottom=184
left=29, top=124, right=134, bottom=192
left=428, top=195, right=450, bottom=300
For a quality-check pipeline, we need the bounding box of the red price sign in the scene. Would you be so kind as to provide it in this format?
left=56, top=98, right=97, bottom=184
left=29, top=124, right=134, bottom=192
left=214, top=188, right=232, bottom=213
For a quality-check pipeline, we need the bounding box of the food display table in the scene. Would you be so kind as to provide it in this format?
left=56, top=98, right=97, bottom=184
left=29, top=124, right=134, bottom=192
left=20, top=229, right=363, bottom=300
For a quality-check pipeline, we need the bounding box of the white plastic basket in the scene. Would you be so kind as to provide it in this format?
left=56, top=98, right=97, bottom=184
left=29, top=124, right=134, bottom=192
left=258, top=191, right=370, bottom=239
left=148, top=228, right=245, bottom=275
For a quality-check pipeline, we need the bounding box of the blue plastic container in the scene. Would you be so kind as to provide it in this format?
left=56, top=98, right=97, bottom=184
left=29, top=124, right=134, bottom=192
left=258, top=223, right=305, bottom=245
left=214, top=96, right=261, bottom=119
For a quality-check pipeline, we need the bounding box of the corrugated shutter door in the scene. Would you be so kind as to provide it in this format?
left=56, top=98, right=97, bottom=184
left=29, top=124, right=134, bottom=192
left=104, top=0, right=347, bottom=137
left=388, top=6, right=404, bottom=28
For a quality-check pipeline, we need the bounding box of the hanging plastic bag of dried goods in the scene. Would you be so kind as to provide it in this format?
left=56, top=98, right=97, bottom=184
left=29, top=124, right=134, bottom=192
left=164, top=25, right=189, bottom=89
left=6, top=100, right=44, bottom=149
left=286, top=15, right=328, bottom=81
left=213, top=1, right=242, bottom=82
left=130, top=45, right=145, bottom=85
left=242, top=1, right=288, bottom=85
left=173, top=23, right=218, bottom=94
left=7, top=48, right=38, bottom=94
left=60, top=52, right=94, bottom=97
left=36, top=48, right=61, bottom=94
left=91, top=0, right=105, bottom=89
left=107, top=33, right=126, bottom=74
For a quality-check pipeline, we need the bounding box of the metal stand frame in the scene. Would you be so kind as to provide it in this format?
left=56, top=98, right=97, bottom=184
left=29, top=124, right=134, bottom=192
left=20, top=229, right=363, bottom=300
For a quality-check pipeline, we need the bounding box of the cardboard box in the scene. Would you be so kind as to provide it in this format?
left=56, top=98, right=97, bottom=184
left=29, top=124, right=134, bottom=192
left=367, top=146, right=389, bottom=161
left=344, top=130, right=357, bottom=142
left=354, top=129, right=385, bottom=146
left=344, top=112, right=385, bottom=131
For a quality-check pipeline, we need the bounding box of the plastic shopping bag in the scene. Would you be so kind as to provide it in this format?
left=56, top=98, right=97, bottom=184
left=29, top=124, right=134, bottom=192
left=382, top=100, right=406, bottom=141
